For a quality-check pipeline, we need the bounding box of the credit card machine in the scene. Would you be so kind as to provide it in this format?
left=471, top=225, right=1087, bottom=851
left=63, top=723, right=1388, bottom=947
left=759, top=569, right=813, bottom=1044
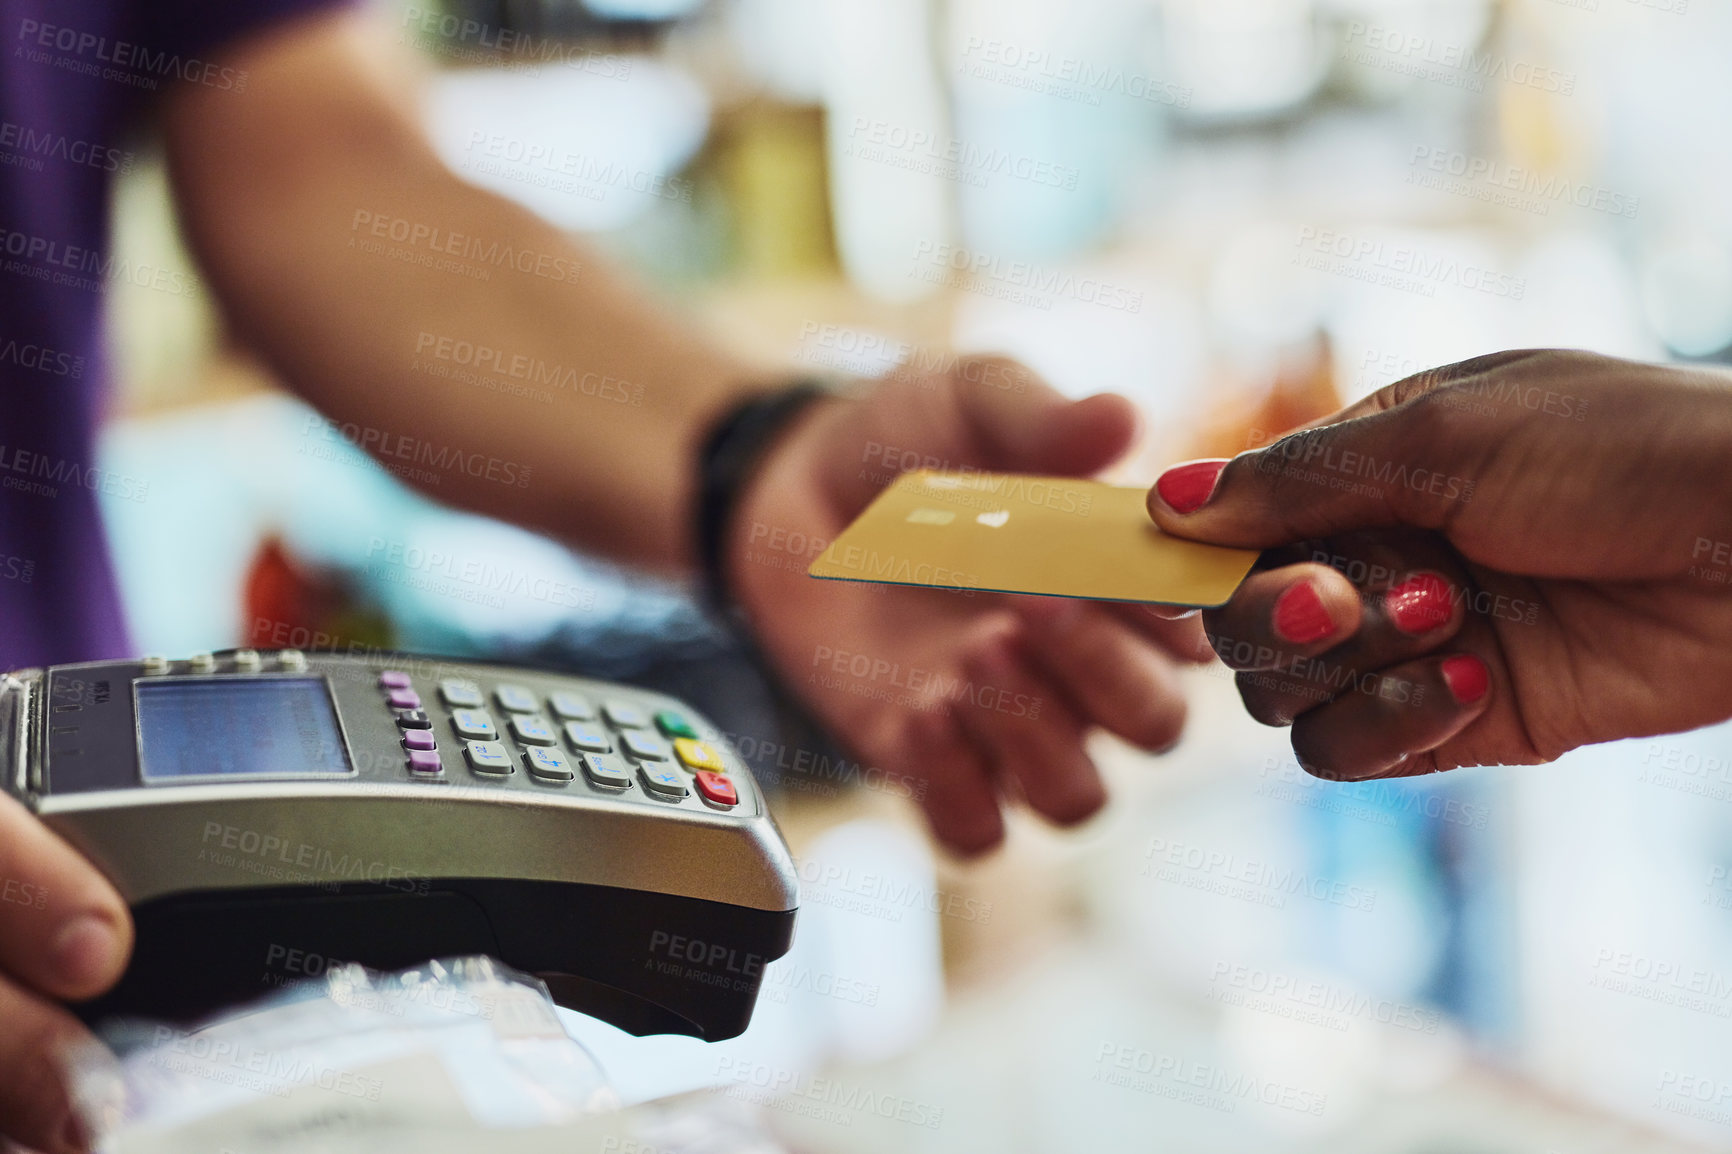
left=0, top=651, right=798, bottom=1041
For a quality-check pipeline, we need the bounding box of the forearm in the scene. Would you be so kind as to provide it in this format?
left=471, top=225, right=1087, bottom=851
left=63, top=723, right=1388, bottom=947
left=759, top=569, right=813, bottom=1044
left=162, top=10, right=760, bottom=571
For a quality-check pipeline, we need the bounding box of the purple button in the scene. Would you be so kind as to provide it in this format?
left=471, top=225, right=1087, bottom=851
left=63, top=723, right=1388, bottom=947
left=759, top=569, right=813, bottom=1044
left=407, top=749, right=443, bottom=774
left=386, top=688, right=422, bottom=710
left=379, top=671, right=412, bottom=689
left=402, top=729, right=437, bottom=751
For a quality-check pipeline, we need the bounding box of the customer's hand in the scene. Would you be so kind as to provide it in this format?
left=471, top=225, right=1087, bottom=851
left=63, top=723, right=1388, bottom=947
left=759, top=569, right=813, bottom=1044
left=1147, top=349, right=1732, bottom=781
left=730, top=360, right=1212, bottom=854
left=0, top=795, right=131, bottom=1154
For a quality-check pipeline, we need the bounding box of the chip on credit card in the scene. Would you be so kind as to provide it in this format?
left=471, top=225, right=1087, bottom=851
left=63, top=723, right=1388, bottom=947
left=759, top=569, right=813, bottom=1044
left=807, top=470, right=1258, bottom=606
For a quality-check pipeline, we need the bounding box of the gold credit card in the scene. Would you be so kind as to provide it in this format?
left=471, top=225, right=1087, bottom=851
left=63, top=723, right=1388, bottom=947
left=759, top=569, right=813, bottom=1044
left=807, top=470, right=1258, bottom=606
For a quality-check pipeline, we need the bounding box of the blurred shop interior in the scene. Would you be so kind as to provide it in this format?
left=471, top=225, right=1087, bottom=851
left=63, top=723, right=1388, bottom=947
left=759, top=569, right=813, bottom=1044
left=100, top=0, right=1732, bottom=1149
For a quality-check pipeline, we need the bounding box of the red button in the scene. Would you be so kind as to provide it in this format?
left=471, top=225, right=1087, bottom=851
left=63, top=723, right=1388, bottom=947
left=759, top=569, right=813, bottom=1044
left=694, top=771, right=737, bottom=807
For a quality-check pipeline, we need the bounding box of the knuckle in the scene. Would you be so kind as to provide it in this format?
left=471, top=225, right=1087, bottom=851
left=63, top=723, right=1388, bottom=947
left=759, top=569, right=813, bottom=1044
left=1207, top=629, right=1267, bottom=671
left=951, top=354, right=1043, bottom=397
left=1122, top=695, right=1185, bottom=752
left=1237, top=672, right=1302, bottom=727
left=937, top=812, right=1004, bottom=858
left=1038, top=781, right=1106, bottom=827
left=1289, top=728, right=1348, bottom=781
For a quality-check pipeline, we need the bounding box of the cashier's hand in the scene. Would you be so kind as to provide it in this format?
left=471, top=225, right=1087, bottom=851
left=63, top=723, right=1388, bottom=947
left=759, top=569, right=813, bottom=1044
left=0, top=795, right=132, bottom=1154
left=1147, top=349, right=1732, bottom=782
left=729, top=359, right=1211, bottom=854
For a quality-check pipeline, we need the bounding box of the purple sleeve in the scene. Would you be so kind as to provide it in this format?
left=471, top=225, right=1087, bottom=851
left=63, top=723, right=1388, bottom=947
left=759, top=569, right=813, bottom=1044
left=131, top=0, right=359, bottom=84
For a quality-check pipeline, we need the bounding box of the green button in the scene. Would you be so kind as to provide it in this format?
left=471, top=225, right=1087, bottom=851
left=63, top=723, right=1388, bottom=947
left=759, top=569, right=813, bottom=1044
left=655, top=710, right=698, bottom=740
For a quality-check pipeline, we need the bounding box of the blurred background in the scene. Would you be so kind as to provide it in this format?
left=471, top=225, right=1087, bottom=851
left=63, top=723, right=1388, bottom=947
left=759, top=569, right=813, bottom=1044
left=99, top=0, right=1732, bottom=1149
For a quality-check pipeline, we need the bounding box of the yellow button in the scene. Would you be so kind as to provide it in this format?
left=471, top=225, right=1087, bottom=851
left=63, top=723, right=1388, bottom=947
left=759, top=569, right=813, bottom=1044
left=674, top=738, right=727, bottom=773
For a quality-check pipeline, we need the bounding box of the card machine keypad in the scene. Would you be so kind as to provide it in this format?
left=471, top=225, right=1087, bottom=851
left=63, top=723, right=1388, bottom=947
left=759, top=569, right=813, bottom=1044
left=366, top=665, right=752, bottom=812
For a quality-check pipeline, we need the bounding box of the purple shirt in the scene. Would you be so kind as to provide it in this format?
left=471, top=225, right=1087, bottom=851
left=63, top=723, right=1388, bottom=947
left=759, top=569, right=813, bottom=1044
left=0, top=0, right=344, bottom=670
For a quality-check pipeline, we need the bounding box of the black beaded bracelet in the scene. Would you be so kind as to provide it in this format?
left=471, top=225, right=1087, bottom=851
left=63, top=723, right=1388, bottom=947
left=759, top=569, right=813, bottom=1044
left=694, top=380, right=832, bottom=616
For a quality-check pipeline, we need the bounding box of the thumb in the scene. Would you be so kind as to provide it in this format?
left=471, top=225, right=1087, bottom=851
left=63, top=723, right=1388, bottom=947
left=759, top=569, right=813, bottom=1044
left=951, top=357, right=1139, bottom=477
left=1146, top=404, right=1477, bottom=549
left=0, top=795, right=132, bottom=1002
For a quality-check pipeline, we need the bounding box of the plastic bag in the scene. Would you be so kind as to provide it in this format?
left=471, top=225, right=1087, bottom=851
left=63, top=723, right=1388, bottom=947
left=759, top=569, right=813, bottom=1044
left=68, top=955, right=619, bottom=1153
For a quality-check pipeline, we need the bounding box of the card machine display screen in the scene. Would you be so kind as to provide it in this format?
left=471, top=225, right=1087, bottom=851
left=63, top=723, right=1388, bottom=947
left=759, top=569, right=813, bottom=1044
left=135, top=678, right=351, bottom=780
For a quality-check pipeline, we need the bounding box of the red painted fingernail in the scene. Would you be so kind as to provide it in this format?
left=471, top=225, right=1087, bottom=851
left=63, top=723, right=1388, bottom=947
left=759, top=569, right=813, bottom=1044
left=1440, top=654, right=1489, bottom=705
left=1154, top=459, right=1229, bottom=514
left=1272, top=582, right=1335, bottom=644
left=1385, top=573, right=1454, bottom=635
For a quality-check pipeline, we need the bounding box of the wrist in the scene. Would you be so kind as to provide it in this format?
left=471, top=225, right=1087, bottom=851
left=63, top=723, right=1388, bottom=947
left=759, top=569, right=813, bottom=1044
left=693, top=380, right=837, bottom=616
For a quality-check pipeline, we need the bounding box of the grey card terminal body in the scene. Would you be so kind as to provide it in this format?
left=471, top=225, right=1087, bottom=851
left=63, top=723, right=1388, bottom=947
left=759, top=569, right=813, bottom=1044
left=0, top=650, right=798, bottom=1040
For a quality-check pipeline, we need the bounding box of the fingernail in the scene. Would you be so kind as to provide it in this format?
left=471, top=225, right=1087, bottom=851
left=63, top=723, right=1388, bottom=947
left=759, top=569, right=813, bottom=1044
left=1154, top=459, right=1228, bottom=514
left=1385, top=573, right=1454, bottom=634
left=1440, top=654, right=1489, bottom=705
left=53, top=914, right=124, bottom=991
left=1271, top=582, right=1335, bottom=644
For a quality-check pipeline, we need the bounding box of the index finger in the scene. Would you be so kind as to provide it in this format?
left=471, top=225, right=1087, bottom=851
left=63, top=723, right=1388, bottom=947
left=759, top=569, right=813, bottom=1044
left=1144, top=350, right=1547, bottom=549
